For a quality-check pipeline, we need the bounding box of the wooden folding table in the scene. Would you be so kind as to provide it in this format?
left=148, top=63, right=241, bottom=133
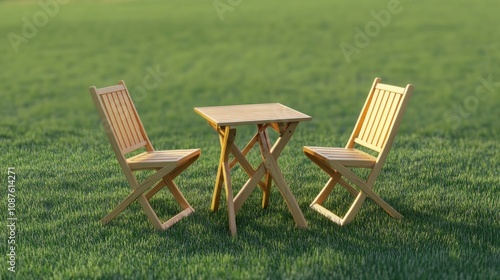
left=194, top=103, right=311, bottom=236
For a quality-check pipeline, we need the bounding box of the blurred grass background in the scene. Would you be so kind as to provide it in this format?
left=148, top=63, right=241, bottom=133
left=0, top=0, right=499, bottom=278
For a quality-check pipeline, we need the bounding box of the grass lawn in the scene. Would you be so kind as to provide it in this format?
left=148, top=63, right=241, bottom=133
left=1, top=0, right=499, bottom=278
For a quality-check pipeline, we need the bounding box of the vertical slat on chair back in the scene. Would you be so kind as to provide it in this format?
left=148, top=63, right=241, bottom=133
left=354, top=82, right=412, bottom=153
left=91, top=82, right=150, bottom=155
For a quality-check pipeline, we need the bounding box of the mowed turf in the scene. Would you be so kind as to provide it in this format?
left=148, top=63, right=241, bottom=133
left=0, top=0, right=499, bottom=279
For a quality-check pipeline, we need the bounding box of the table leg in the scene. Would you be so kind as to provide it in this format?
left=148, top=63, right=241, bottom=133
left=222, top=156, right=237, bottom=236
left=233, top=122, right=307, bottom=228
left=260, top=128, right=273, bottom=209
left=211, top=126, right=237, bottom=236
left=261, top=172, right=272, bottom=208
left=210, top=127, right=229, bottom=211
left=234, top=123, right=287, bottom=211
left=210, top=160, right=224, bottom=211
left=257, top=125, right=307, bottom=228
left=233, top=164, right=266, bottom=213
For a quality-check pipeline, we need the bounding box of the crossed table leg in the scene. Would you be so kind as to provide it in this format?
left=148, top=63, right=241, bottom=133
left=209, top=121, right=307, bottom=236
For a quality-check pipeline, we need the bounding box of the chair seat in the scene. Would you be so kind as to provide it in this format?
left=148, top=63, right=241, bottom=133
left=303, top=147, right=376, bottom=168
left=127, top=149, right=201, bottom=170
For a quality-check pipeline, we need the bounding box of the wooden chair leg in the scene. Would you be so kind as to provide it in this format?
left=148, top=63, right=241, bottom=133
left=310, top=172, right=341, bottom=206
left=100, top=177, right=159, bottom=225
left=330, top=161, right=403, bottom=220
left=101, top=163, right=194, bottom=229
left=146, top=156, right=200, bottom=200
left=310, top=176, right=401, bottom=225
left=341, top=192, right=367, bottom=225
left=338, top=178, right=359, bottom=197
left=138, top=193, right=194, bottom=230
left=163, top=177, right=192, bottom=210
left=310, top=173, right=367, bottom=226
left=161, top=207, right=195, bottom=230
left=145, top=179, right=166, bottom=200
left=310, top=204, right=345, bottom=225
left=138, top=195, right=163, bottom=229
left=350, top=182, right=403, bottom=220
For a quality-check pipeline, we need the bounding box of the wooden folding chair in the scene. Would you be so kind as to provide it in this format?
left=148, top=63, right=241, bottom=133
left=89, top=80, right=201, bottom=230
left=304, top=77, right=413, bottom=225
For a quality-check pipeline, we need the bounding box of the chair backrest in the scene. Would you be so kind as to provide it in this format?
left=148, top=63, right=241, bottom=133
left=89, top=81, right=153, bottom=161
left=347, top=78, right=413, bottom=161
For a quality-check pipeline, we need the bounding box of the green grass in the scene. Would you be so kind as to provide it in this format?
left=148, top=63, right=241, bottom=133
left=1, top=0, right=499, bottom=278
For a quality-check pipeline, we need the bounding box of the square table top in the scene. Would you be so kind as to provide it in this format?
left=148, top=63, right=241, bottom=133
left=194, top=103, right=312, bottom=127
